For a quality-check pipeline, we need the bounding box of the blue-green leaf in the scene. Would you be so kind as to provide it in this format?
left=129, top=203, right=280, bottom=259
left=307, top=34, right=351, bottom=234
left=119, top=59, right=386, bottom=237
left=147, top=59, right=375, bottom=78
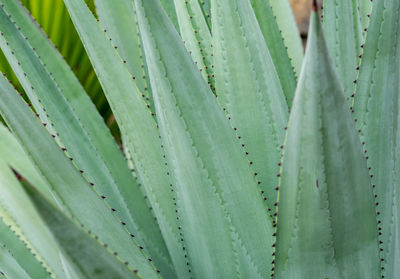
left=353, top=0, right=400, bottom=277
left=268, top=0, right=304, bottom=77
left=0, top=155, right=65, bottom=278
left=62, top=0, right=186, bottom=276
left=323, top=0, right=363, bottom=101
left=358, top=0, right=373, bottom=30
left=211, top=0, right=289, bottom=214
left=0, top=73, right=160, bottom=279
left=95, top=0, right=154, bottom=114
left=275, top=10, right=380, bottom=278
left=173, top=0, right=214, bottom=90
left=135, top=0, right=274, bottom=278
left=0, top=244, right=31, bottom=279
left=250, top=0, right=297, bottom=106
left=0, top=218, right=51, bottom=279
left=0, top=2, right=168, bottom=273
left=19, top=176, right=140, bottom=279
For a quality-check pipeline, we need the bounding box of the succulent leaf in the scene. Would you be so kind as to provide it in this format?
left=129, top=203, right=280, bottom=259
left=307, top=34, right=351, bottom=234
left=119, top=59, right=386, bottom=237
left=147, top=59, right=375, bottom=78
left=0, top=73, right=160, bottom=279
left=0, top=3, right=168, bottom=271
left=159, top=0, right=179, bottom=31
left=173, top=0, right=214, bottom=91
left=0, top=243, right=31, bottom=279
left=135, top=0, right=275, bottom=278
left=323, top=0, right=363, bottom=101
left=197, top=0, right=211, bottom=29
left=19, top=176, right=140, bottom=279
left=0, top=218, right=51, bottom=279
left=353, top=0, right=400, bottom=277
left=62, top=0, right=188, bottom=276
left=250, top=0, right=298, bottom=107
left=0, top=160, right=64, bottom=279
left=275, top=9, right=380, bottom=278
left=95, top=0, right=155, bottom=115
left=0, top=123, right=52, bottom=200
left=211, top=0, right=289, bottom=214
left=358, top=0, right=373, bottom=30
left=0, top=0, right=394, bottom=277
left=268, top=0, right=304, bottom=78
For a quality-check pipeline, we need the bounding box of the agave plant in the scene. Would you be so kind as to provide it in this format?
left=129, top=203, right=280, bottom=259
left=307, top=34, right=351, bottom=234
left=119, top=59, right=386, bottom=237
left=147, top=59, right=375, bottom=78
left=0, top=0, right=398, bottom=278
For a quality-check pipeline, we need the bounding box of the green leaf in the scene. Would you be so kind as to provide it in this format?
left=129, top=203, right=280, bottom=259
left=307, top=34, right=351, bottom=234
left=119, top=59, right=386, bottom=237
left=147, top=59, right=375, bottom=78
left=0, top=161, right=65, bottom=279
left=250, top=0, right=297, bottom=107
left=0, top=2, right=169, bottom=272
left=197, top=0, right=211, bottom=29
left=62, top=0, right=186, bottom=277
left=18, top=0, right=104, bottom=113
left=134, top=0, right=274, bottom=278
left=0, top=123, right=52, bottom=201
left=159, top=0, right=179, bottom=31
left=353, top=0, right=400, bottom=277
left=0, top=244, right=30, bottom=279
left=0, top=218, right=51, bottom=279
left=323, top=0, right=363, bottom=101
left=173, top=0, right=214, bottom=91
left=19, top=177, right=140, bottom=279
left=275, top=10, right=380, bottom=278
left=0, top=47, right=20, bottom=93
left=211, top=0, right=289, bottom=214
left=268, top=0, right=304, bottom=78
left=95, top=0, right=155, bottom=114
left=358, top=0, right=373, bottom=30
left=0, top=73, right=160, bottom=279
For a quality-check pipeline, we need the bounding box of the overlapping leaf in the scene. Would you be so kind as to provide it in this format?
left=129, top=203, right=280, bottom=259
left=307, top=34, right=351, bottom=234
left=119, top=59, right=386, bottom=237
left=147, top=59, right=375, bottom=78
left=95, top=0, right=155, bottom=115
left=62, top=0, right=187, bottom=276
left=211, top=0, right=289, bottom=214
left=0, top=73, right=160, bottom=279
left=0, top=2, right=168, bottom=275
left=135, top=0, right=274, bottom=278
left=173, top=0, right=214, bottom=91
left=323, top=0, right=363, bottom=101
left=250, top=0, right=297, bottom=106
left=20, top=177, right=140, bottom=279
left=353, top=0, right=400, bottom=277
left=0, top=218, right=51, bottom=279
left=268, top=0, right=304, bottom=77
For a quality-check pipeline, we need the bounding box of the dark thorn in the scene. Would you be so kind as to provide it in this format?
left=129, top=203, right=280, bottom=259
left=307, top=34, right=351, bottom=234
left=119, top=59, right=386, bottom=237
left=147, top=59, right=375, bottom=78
left=312, top=0, right=318, bottom=10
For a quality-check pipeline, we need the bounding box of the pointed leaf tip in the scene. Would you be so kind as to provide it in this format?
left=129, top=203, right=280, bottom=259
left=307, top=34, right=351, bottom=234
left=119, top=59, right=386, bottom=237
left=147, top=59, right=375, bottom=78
left=274, top=5, right=380, bottom=278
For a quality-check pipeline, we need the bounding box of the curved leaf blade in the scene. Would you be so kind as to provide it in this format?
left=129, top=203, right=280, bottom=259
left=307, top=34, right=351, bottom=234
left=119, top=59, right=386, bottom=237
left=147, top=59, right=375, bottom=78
left=250, top=0, right=297, bottom=107
left=173, top=0, right=214, bottom=91
left=268, top=0, right=304, bottom=77
left=0, top=244, right=30, bottom=279
left=0, top=74, right=160, bottom=279
left=0, top=156, right=66, bottom=279
left=353, top=0, right=400, bottom=277
left=0, top=218, right=51, bottom=279
left=135, top=0, right=275, bottom=278
left=211, top=0, right=289, bottom=214
left=17, top=176, right=139, bottom=279
left=62, top=0, right=186, bottom=276
left=95, top=0, right=155, bottom=114
left=0, top=2, right=168, bottom=272
left=323, top=0, right=363, bottom=101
